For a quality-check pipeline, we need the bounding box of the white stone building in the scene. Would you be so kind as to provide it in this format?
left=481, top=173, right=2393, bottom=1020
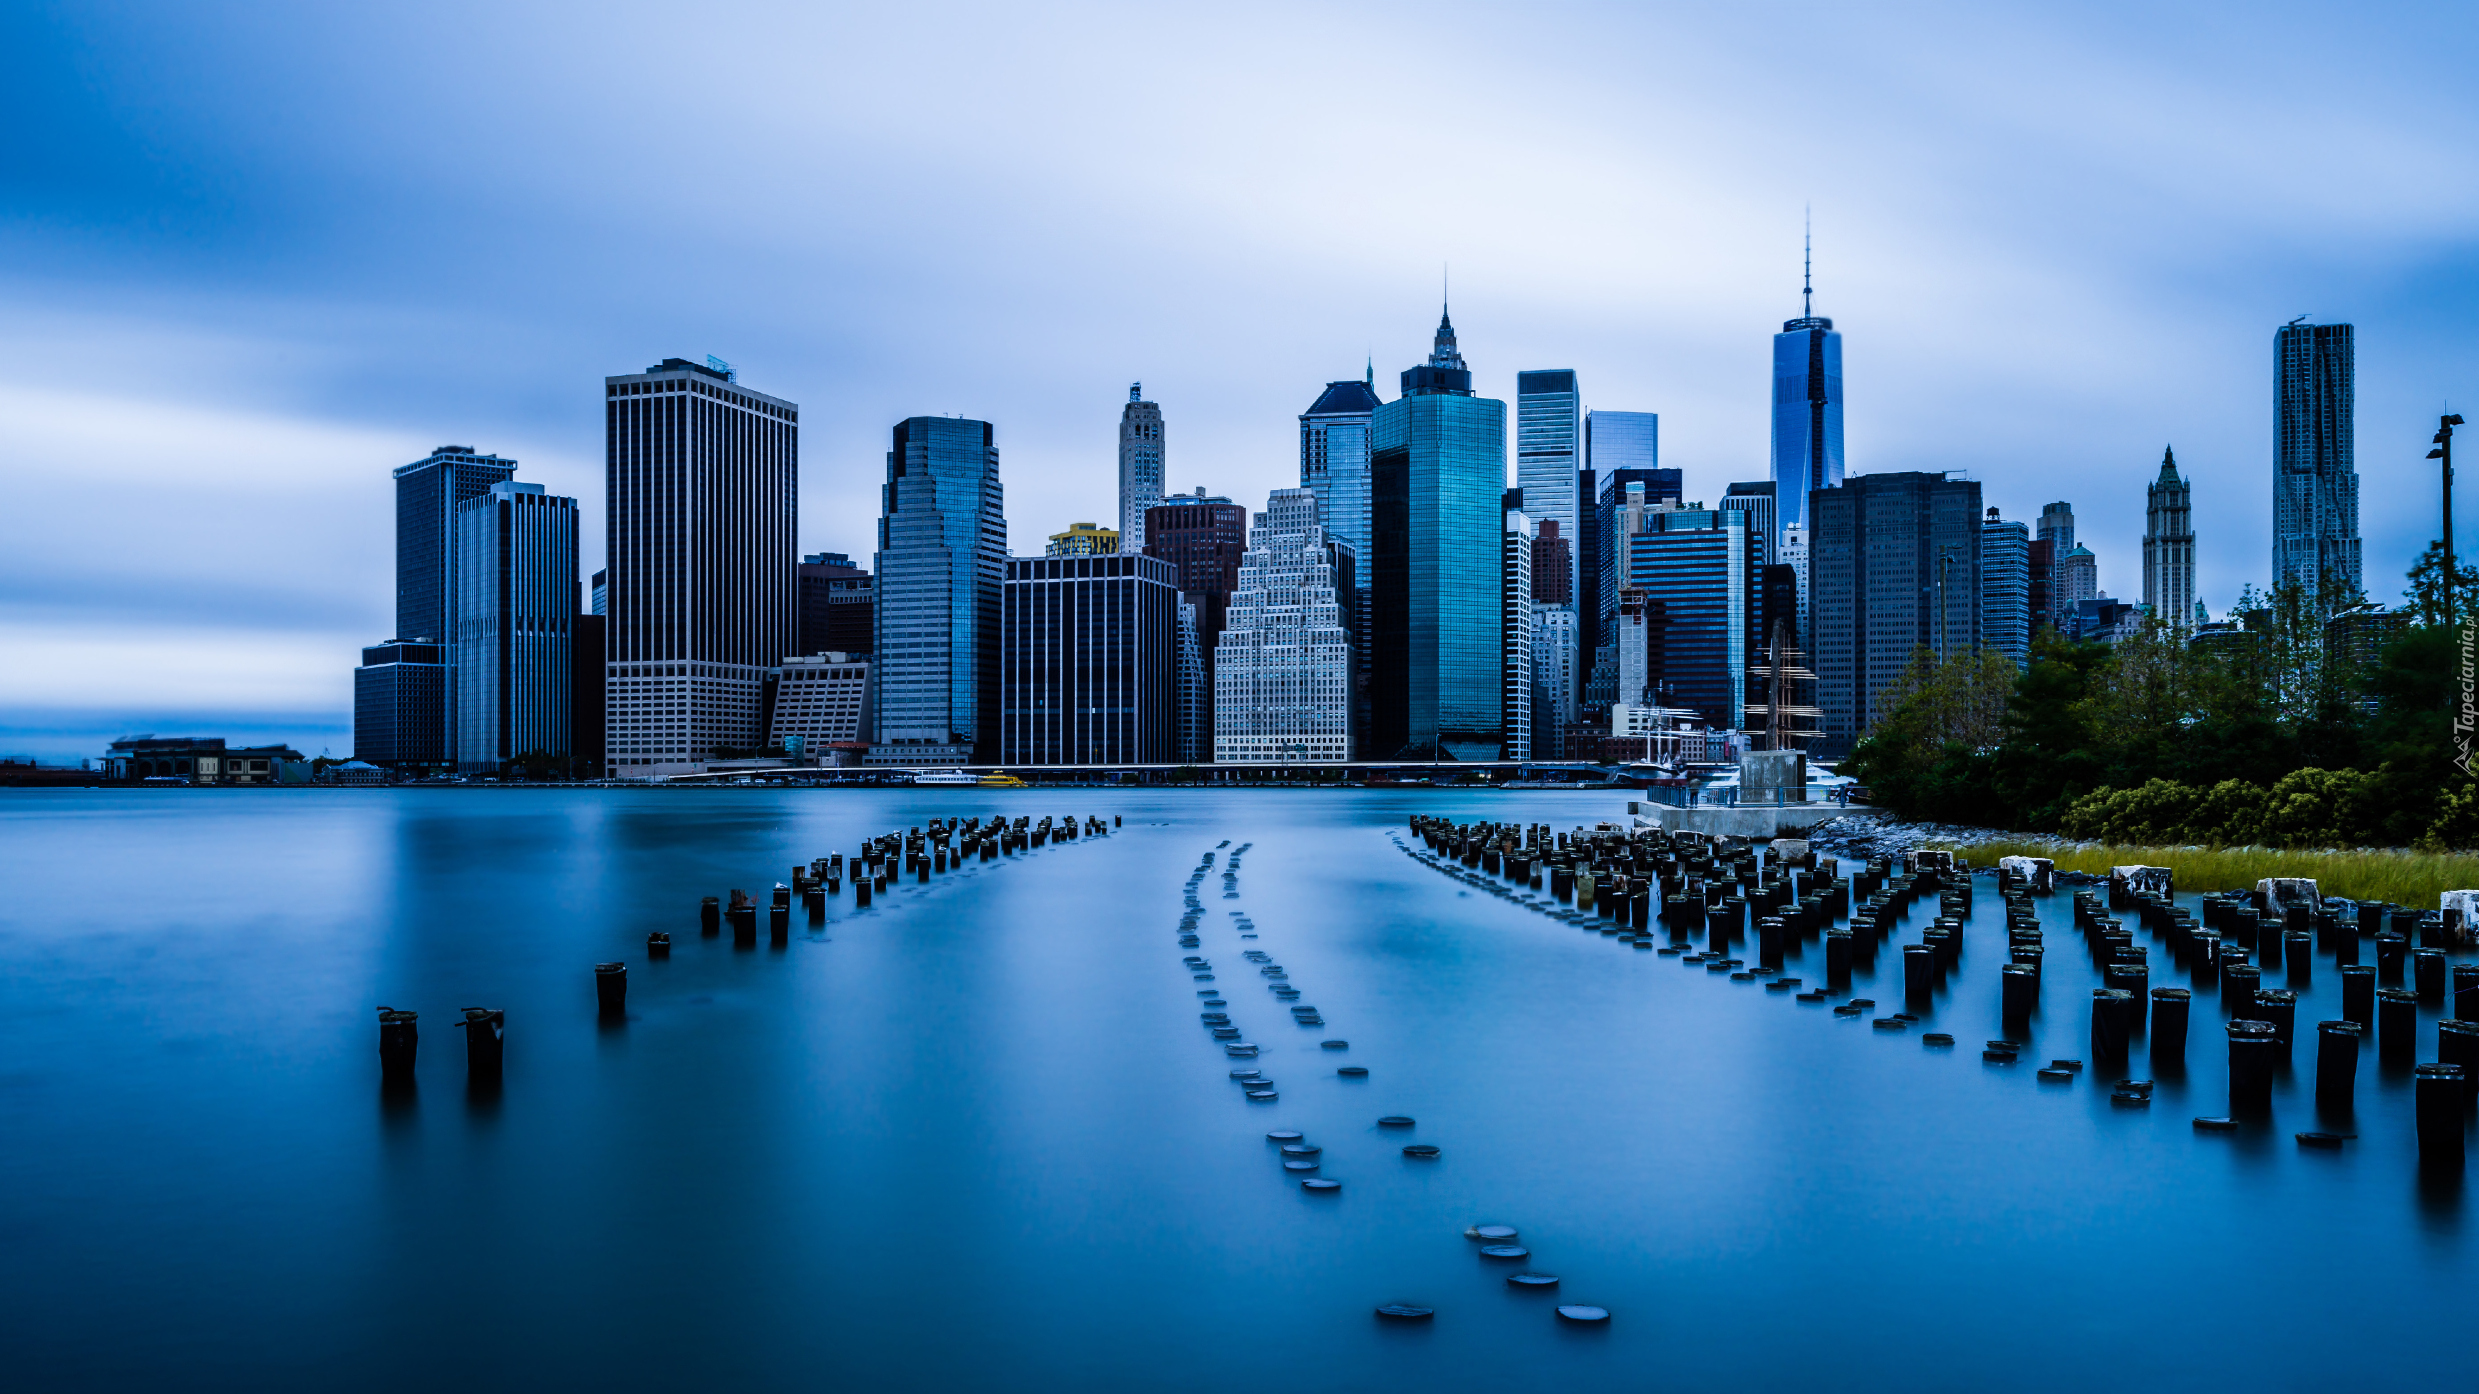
left=1213, top=489, right=1352, bottom=762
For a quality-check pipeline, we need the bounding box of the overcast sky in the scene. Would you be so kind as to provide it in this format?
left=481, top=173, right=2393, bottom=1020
left=3, top=1, right=2474, bottom=760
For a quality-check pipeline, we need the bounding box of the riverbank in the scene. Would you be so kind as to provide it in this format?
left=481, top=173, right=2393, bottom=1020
left=1934, top=837, right=2479, bottom=906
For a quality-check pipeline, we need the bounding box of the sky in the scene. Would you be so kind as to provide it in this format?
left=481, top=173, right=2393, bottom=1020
left=3, top=0, right=2476, bottom=762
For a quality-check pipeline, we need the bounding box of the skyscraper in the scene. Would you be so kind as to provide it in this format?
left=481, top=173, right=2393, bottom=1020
left=1591, top=469, right=1683, bottom=672
left=455, top=481, right=579, bottom=773
left=1500, top=508, right=1535, bottom=762
left=1579, top=409, right=1660, bottom=668
left=1979, top=506, right=2031, bottom=664
left=353, top=640, right=449, bottom=770
left=873, top=415, right=1005, bottom=765
left=1118, top=385, right=1165, bottom=554
left=1810, top=472, right=1982, bottom=755
left=1214, top=488, right=1353, bottom=763
left=1370, top=307, right=1509, bottom=761
left=1720, top=481, right=1778, bottom=570
left=798, top=552, right=873, bottom=656
left=2037, top=502, right=2080, bottom=630
left=1516, top=371, right=1581, bottom=606
left=1531, top=603, right=1578, bottom=758
left=1770, top=243, right=1844, bottom=535
left=1144, top=489, right=1249, bottom=756
left=1625, top=505, right=1748, bottom=731
left=604, top=359, right=798, bottom=778
left=391, top=444, right=517, bottom=762
left=1301, top=374, right=1382, bottom=754
left=2274, top=320, right=2359, bottom=603
left=1000, top=552, right=1178, bottom=765
left=2143, top=446, right=2196, bottom=632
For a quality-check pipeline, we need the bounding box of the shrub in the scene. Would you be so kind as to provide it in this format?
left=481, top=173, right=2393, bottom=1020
left=2256, top=767, right=2375, bottom=848
left=2189, top=778, right=2268, bottom=845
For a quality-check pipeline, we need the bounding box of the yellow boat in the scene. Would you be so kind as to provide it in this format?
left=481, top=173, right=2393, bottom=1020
left=978, top=773, right=1028, bottom=788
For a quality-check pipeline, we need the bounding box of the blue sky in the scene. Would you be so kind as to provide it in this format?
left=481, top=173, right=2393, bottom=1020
left=3, top=1, right=2474, bottom=760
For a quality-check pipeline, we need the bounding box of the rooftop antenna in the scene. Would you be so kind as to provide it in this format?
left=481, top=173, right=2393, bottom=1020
left=1802, top=207, right=1813, bottom=320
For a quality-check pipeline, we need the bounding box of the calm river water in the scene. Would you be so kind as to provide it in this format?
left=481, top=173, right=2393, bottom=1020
left=0, top=789, right=2469, bottom=1391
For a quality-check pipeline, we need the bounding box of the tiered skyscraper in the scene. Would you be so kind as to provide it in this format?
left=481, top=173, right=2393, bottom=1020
left=874, top=415, right=1005, bottom=765
left=2143, top=446, right=2196, bottom=632
left=1370, top=307, right=1509, bottom=761
left=455, top=481, right=579, bottom=772
left=604, top=359, right=798, bottom=778
left=1213, top=488, right=1353, bottom=763
left=1117, top=385, right=1165, bottom=554
left=2273, top=320, right=2359, bottom=603
left=1770, top=250, right=1844, bottom=535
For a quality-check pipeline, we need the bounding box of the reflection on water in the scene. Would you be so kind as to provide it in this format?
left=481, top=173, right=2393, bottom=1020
left=0, top=788, right=2469, bottom=1392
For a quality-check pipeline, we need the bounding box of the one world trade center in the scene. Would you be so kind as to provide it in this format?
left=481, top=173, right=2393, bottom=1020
left=1770, top=244, right=1844, bottom=535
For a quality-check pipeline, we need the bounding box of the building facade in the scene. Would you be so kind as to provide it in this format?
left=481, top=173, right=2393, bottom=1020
left=455, top=480, right=579, bottom=773
left=873, top=415, right=1006, bottom=765
left=1625, top=505, right=1748, bottom=731
left=1531, top=602, right=1578, bottom=759
left=2056, top=545, right=2099, bottom=619
left=388, top=444, right=517, bottom=763
left=1118, top=385, right=1165, bottom=554
left=354, top=639, right=450, bottom=769
left=1580, top=411, right=1661, bottom=667
left=604, top=358, right=798, bottom=777
left=1500, top=510, right=1535, bottom=761
left=104, top=736, right=306, bottom=784
left=1173, top=598, right=1204, bottom=763
left=1810, top=471, right=1982, bottom=755
left=768, top=653, right=871, bottom=754
left=1300, top=375, right=1382, bottom=753
left=798, top=552, right=872, bottom=656
left=1515, top=370, right=1581, bottom=609
left=1214, top=489, right=1354, bottom=763
left=2274, top=320, right=2360, bottom=604
left=1143, top=490, right=1249, bottom=756
left=1979, top=507, right=2031, bottom=664
left=2143, top=446, right=2196, bottom=632
left=1001, top=553, right=1178, bottom=766
left=1770, top=299, right=1845, bottom=534
left=1047, top=522, right=1120, bottom=556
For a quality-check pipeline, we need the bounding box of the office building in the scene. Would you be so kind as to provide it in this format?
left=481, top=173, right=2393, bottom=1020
left=605, top=358, right=799, bottom=777
left=1516, top=371, right=1581, bottom=608
left=1810, top=472, right=1982, bottom=755
left=768, top=653, right=872, bottom=755
left=2037, top=503, right=2081, bottom=628
left=1047, top=522, right=1120, bottom=557
left=1613, top=587, right=1657, bottom=712
left=1501, top=509, right=1535, bottom=761
left=1531, top=603, right=1578, bottom=759
left=1144, top=489, right=1249, bottom=756
left=873, top=415, right=1005, bottom=765
left=1721, top=481, right=1779, bottom=569
left=353, top=639, right=450, bottom=770
left=2143, top=446, right=2196, bottom=631
left=1000, top=553, right=1178, bottom=765
left=1980, top=506, right=2031, bottom=664
left=456, top=480, right=579, bottom=773
left=1302, top=372, right=1382, bottom=564
left=1625, top=505, right=1749, bottom=731
left=390, top=444, right=517, bottom=763
left=2274, top=320, right=2360, bottom=603
left=571, top=609, right=605, bottom=778
left=1214, top=488, right=1353, bottom=763
left=1370, top=308, right=1510, bottom=761
left=1580, top=410, right=1662, bottom=663
left=1174, top=599, right=1205, bottom=762
left=1592, top=468, right=1685, bottom=660
left=2057, top=545, right=2099, bottom=619
left=799, top=552, right=872, bottom=656
left=2027, top=538, right=2054, bottom=637
left=1118, top=385, right=1165, bottom=554
left=1770, top=259, right=1844, bottom=533
left=1778, top=524, right=1811, bottom=654
left=1532, top=520, right=1572, bottom=605
left=590, top=569, right=607, bottom=617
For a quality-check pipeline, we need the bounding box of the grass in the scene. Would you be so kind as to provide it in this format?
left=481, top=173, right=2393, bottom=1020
left=1935, top=838, right=2479, bottom=908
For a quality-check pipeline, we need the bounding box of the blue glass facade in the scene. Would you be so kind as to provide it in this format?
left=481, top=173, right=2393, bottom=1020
left=1770, top=318, right=1844, bottom=534
left=874, top=416, right=1006, bottom=762
left=1625, top=507, right=1746, bottom=730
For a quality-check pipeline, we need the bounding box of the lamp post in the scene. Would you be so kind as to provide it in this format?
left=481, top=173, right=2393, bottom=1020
left=2429, top=414, right=2465, bottom=627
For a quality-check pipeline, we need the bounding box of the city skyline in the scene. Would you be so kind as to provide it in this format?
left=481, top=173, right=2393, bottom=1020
left=6, top=3, right=2477, bottom=760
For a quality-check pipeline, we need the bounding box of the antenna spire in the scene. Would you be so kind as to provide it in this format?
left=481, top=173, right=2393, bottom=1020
left=1802, top=207, right=1813, bottom=320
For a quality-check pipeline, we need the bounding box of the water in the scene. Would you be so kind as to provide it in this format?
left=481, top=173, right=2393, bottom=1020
left=1, top=789, right=2469, bottom=1391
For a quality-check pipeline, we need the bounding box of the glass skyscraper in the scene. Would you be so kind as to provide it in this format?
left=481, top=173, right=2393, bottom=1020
left=2273, top=319, right=2359, bottom=603
left=1625, top=506, right=1747, bottom=731
left=873, top=416, right=1006, bottom=764
left=1771, top=293, right=1844, bottom=536
left=1579, top=410, right=1660, bottom=666
left=1810, top=471, right=1981, bottom=756
left=1301, top=375, right=1381, bottom=751
left=1516, top=370, right=1580, bottom=608
left=1370, top=308, right=1508, bottom=761
left=455, top=481, right=579, bottom=773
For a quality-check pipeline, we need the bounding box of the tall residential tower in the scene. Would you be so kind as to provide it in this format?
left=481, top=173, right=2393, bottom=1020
left=2273, top=320, right=2360, bottom=603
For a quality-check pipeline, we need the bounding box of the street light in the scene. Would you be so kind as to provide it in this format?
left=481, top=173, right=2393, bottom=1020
left=2429, top=412, right=2465, bottom=628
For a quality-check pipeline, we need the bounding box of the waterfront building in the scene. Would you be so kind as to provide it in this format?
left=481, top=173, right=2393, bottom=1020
left=872, top=415, right=1005, bottom=766
left=353, top=639, right=450, bottom=770
left=103, top=736, right=307, bottom=784
left=1369, top=307, right=1510, bottom=761
left=1531, top=602, right=1578, bottom=758
left=1980, top=507, right=2031, bottom=664
left=604, top=358, right=798, bottom=777
left=767, top=652, right=872, bottom=755
left=999, top=553, right=1178, bottom=765
left=1047, top=522, right=1120, bottom=557
left=391, top=444, right=517, bottom=763
left=455, top=481, right=579, bottom=773
left=1173, top=598, right=1204, bottom=762
left=798, top=552, right=873, bottom=656
left=1501, top=509, right=1535, bottom=761
left=1144, top=488, right=1248, bottom=757
left=1118, top=385, right=1165, bottom=554
left=1214, top=488, right=1353, bottom=763
left=1810, top=471, right=1981, bottom=755
left=1625, top=504, right=1748, bottom=731
left=2143, top=446, right=2197, bottom=632
left=571, top=611, right=604, bottom=778
left=1516, top=371, right=1581, bottom=609
left=1770, top=257, right=1844, bottom=533
left=2274, top=320, right=2360, bottom=603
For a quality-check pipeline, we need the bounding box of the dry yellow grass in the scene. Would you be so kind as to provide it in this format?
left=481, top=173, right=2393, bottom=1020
left=1937, top=839, right=2479, bottom=908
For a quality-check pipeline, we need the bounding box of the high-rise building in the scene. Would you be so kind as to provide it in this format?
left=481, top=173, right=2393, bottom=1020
left=1721, top=481, right=1779, bottom=570
left=389, top=444, right=517, bottom=762
left=1532, top=520, right=1572, bottom=606
left=1214, top=488, right=1353, bottom=763
left=873, top=415, right=1005, bottom=765
left=1979, top=506, right=2031, bottom=664
left=1778, top=524, right=1811, bottom=654
left=1118, top=385, right=1165, bottom=554
left=1047, top=522, right=1120, bottom=557
left=1531, top=603, right=1578, bottom=758
left=604, top=359, right=798, bottom=777
left=1001, top=553, right=1178, bottom=765
left=2036, top=502, right=2079, bottom=629
left=590, top=569, right=607, bottom=618
left=455, top=481, right=579, bottom=773
left=571, top=609, right=605, bottom=778
left=2144, top=446, right=2197, bottom=632
left=1591, top=471, right=1684, bottom=672
left=768, top=653, right=872, bottom=755
left=1173, top=599, right=1204, bottom=763
left=2027, top=538, right=2054, bottom=636
left=353, top=640, right=450, bottom=770
left=1501, top=509, right=1535, bottom=761
left=1145, top=489, right=1249, bottom=756
left=2037, top=501, right=2076, bottom=555
left=1516, top=371, right=1581, bottom=608
left=1300, top=374, right=1382, bottom=754
left=799, top=552, right=872, bottom=657
left=1770, top=252, right=1844, bottom=534
left=1370, top=308, right=1510, bottom=761
left=2057, top=545, right=2099, bottom=619
left=1810, top=472, right=1982, bottom=755
left=1580, top=410, right=1661, bottom=667
left=2274, top=320, right=2360, bottom=604
left=1625, top=505, right=1749, bottom=731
